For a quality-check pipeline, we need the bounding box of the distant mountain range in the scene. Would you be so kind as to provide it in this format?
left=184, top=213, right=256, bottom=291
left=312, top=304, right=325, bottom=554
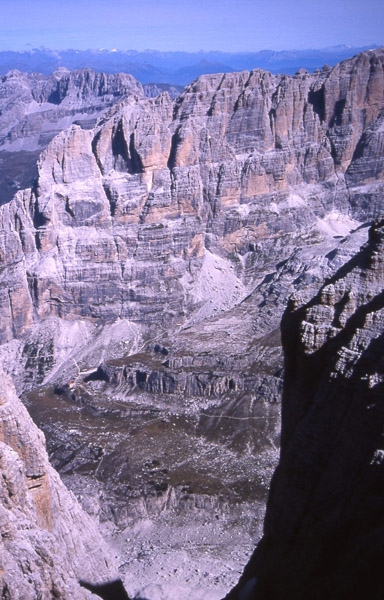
left=0, top=45, right=381, bottom=85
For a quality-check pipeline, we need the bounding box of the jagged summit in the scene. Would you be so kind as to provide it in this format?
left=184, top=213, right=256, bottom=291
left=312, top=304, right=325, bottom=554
left=0, top=67, right=181, bottom=204
left=0, top=67, right=144, bottom=153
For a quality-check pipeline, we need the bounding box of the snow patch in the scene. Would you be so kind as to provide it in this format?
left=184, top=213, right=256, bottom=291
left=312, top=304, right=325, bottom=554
left=269, top=202, right=280, bottom=215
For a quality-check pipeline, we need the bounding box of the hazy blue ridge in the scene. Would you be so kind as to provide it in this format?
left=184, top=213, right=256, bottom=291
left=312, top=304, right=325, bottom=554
left=0, top=45, right=380, bottom=85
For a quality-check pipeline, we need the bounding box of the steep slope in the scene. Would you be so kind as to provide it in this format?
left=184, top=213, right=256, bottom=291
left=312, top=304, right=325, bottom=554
left=0, top=67, right=143, bottom=153
left=0, top=364, right=120, bottom=599
left=226, top=219, right=384, bottom=599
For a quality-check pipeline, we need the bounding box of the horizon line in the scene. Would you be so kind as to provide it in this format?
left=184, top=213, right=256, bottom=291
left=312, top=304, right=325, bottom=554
left=1, top=43, right=382, bottom=55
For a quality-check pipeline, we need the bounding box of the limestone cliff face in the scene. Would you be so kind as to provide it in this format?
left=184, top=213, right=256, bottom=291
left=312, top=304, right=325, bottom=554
left=0, top=67, right=143, bottom=152
left=0, top=49, right=383, bottom=393
left=0, top=67, right=144, bottom=205
left=0, top=365, right=118, bottom=599
left=226, top=220, right=384, bottom=600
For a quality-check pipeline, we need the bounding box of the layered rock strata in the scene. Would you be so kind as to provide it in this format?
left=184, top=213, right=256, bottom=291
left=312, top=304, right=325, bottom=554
left=0, top=68, right=177, bottom=204
left=226, top=220, right=384, bottom=599
left=0, top=67, right=143, bottom=153
left=1, top=48, right=384, bottom=395
left=0, top=364, right=120, bottom=599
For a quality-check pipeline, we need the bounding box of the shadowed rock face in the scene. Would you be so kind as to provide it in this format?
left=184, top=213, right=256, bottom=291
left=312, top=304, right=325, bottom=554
left=0, top=68, right=178, bottom=205
left=0, top=364, right=119, bottom=599
left=80, top=579, right=130, bottom=599
left=225, top=220, right=384, bottom=600
left=0, top=68, right=143, bottom=154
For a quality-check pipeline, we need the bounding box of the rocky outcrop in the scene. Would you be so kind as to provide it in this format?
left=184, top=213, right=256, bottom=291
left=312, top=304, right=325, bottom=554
left=17, top=223, right=368, bottom=599
left=143, top=83, right=182, bottom=100
left=0, top=67, right=143, bottom=152
left=0, top=364, right=120, bottom=599
left=0, top=68, right=144, bottom=204
left=226, top=220, right=384, bottom=599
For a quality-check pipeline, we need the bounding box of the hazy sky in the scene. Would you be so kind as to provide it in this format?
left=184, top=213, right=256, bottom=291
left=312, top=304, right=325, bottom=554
left=2, top=0, right=383, bottom=52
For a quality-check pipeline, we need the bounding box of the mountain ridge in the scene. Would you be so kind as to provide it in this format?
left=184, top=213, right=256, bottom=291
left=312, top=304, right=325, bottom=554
left=0, top=45, right=381, bottom=85
left=0, top=67, right=180, bottom=205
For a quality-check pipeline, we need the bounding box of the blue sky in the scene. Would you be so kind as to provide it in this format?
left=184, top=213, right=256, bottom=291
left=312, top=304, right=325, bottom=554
left=2, top=0, right=383, bottom=52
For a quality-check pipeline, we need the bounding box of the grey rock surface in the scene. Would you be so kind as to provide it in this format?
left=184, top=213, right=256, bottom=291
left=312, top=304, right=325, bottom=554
left=0, top=67, right=144, bottom=204
left=22, top=225, right=369, bottom=598
left=143, top=83, right=183, bottom=100
left=1, top=49, right=383, bottom=394
left=0, top=364, right=120, bottom=599
left=0, top=67, right=143, bottom=152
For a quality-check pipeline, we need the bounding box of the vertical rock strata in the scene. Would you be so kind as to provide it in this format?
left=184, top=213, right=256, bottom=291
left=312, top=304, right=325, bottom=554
left=226, top=220, right=384, bottom=599
left=0, top=365, right=118, bottom=599
left=0, top=68, right=144, bottom=154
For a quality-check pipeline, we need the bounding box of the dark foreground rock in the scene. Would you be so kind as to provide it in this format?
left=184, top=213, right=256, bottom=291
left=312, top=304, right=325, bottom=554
left=226, top=220, right=384, bottom=599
